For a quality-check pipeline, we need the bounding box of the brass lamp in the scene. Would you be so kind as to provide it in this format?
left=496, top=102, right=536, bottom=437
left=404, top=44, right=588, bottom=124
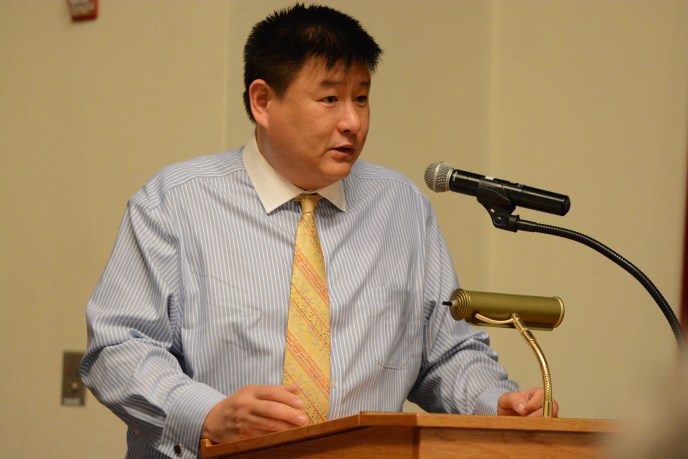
left=444, top=289, right=565, bottom=418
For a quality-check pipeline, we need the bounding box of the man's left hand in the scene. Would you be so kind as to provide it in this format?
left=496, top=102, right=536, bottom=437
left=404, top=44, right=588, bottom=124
left=497, top=387, right=559, bottom=417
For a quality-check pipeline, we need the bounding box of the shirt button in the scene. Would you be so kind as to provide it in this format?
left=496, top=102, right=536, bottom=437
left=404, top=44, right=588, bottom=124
left=174, top=444, right=183, bottom=455
left=332, top=381, right=337, bottom=388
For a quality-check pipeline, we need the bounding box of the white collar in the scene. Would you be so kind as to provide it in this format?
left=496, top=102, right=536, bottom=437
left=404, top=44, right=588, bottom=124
left=242, top=134, right=347, bottom=213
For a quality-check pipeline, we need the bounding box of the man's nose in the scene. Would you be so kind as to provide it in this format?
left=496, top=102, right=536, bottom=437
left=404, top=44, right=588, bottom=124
left=337, top=102, right=363, bottom=134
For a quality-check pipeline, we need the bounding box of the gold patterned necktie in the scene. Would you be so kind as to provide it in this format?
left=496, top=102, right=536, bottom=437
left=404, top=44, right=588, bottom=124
left=283, top=193, right=331, bottom=423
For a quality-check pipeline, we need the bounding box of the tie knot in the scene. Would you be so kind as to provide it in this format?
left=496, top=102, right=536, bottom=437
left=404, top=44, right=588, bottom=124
left=296, top=193, right=321, bottom=214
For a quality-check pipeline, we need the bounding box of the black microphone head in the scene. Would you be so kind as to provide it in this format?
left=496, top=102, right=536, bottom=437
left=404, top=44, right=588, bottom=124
left=424, top=161, right=452, bottom=192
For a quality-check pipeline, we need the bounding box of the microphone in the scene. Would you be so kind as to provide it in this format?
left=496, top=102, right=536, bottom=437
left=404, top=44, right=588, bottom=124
left=443, top=289, right=565, bottom=331
left=424, top=161, right=571, bottom=216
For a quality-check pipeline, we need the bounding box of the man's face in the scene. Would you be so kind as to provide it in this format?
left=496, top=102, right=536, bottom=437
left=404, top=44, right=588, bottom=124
left=256, top=57, right=371, bottom=190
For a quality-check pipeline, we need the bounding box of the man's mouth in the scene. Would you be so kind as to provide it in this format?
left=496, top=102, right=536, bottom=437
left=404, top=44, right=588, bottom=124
left=333, top=145, right=355, bottom=154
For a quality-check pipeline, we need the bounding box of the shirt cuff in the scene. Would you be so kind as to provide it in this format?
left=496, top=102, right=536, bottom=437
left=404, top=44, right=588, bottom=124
left=160, top=383, right=228, bottom=458
left=472, top=387, right=511, bottom=416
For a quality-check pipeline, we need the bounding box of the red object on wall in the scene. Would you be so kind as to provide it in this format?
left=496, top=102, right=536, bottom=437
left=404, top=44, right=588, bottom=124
left=67, top=0, right=98, bottom=21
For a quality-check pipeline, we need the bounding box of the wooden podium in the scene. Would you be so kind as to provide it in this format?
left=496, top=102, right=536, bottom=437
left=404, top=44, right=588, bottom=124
left=200, top=413, right=618, bottom=458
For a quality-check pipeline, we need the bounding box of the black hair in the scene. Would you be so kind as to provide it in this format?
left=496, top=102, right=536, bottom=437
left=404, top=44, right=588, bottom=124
left=243, top=3, right=382, bottom=122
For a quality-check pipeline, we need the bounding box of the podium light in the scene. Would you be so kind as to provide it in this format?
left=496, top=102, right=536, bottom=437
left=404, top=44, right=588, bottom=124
left=443, top=289, right=565, bottom=418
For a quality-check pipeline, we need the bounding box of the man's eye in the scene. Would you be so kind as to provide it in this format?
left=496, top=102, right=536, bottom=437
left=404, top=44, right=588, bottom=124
left=322, top=96, right=337, bottom=104
left=356, top=96, right=369, bottom=104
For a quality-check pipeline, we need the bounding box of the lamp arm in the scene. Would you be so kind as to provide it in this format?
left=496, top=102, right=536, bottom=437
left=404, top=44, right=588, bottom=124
left=511, top=313, right=554, bottom=418
left=471, top=312, right=555, bottom=418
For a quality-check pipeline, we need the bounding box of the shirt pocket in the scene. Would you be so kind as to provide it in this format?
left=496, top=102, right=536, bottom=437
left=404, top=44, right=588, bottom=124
left=363, top=286, right=421, bottom=371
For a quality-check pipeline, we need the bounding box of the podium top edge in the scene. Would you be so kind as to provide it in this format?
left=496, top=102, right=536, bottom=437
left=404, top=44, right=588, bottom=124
left=200, top=412, right=620, bottom=458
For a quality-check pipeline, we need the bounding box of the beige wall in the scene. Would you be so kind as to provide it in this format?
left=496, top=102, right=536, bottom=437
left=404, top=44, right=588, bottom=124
left=486, top=0, right=688, bottom=421
left=1, top=1, right=685, bottom=457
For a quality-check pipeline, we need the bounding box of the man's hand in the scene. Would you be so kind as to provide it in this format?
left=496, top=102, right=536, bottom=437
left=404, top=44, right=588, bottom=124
left=497, top=387, right=559, bottom=417
left=201, top=384, right=309, bottom=443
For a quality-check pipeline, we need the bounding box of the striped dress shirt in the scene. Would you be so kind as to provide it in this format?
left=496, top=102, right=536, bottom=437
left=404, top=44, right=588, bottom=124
left=81, top=137, right=518, bottom=458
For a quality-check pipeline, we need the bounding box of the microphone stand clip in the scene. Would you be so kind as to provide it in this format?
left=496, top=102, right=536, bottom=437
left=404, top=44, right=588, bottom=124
left=476, top=179, right=520, bottom=232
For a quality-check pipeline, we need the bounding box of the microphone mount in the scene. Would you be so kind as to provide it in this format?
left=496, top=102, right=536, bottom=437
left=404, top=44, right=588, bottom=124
left=475, top=177, right=521, bottom=232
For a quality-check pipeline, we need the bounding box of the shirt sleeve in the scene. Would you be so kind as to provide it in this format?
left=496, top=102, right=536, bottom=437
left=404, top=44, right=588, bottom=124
left=407, top=200, right=519, bottom=415
left=80, top=194, right=226, bottom=458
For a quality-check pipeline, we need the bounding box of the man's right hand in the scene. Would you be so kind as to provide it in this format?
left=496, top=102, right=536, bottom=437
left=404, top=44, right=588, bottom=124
left=201, top=384, right=310, bottom=443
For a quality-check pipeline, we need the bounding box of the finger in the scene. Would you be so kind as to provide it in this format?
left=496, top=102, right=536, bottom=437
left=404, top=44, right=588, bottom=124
left=551, top=399, right=560, bottom=417
left=284, top=383, right=302, bottom=395
left=507, top=391, right=530, bottom=416
left=527, top=389, right=561, bottom=417
left=249, top=397, right=309, bottom=428
left=525, top=398, right=559, bottom=417
left=497, top=392, right=520, bottom=416
left=522, top=388, right=544, bottom=410
left=240, top=409, right=308, bottom=434
left=254, top=385, right=306, bottom=410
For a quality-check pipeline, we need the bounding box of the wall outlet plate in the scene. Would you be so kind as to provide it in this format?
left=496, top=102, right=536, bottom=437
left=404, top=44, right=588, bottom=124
left=62, top=351, right=86, bottom=406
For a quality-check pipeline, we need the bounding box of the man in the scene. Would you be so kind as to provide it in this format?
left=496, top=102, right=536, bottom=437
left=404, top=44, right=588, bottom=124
left=81, top=4, right=557, bottom=458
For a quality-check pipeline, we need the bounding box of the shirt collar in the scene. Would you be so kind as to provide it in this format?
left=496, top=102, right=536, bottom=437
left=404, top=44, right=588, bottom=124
left=242, top=134, right=347, bottom=214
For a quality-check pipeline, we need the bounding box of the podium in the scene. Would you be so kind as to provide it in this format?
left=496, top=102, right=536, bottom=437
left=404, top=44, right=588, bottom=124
left=200, top=413, right=618, bottom=458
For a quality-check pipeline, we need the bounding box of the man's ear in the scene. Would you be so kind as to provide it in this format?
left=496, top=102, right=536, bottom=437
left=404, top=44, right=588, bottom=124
left=249, top=79, right=271, bottom=127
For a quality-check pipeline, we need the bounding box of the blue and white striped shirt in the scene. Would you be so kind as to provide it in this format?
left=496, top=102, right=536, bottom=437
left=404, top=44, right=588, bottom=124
left=81, top=138, right=517, bottom=458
